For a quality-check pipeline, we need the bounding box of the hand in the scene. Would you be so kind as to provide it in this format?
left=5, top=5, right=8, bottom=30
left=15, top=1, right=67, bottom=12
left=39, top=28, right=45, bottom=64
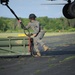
left=31, top=34, right=36, bottom=37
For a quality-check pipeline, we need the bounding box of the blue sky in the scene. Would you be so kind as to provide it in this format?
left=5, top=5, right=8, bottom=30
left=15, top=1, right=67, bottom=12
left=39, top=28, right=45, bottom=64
left=0, top=0, right=69, bottom=18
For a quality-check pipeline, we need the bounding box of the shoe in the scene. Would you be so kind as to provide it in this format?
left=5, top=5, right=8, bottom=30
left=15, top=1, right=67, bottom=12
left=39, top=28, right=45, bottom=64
left=34, top=52, right=41, bottom=57
left=43, top=45, right=50, bottom=51
left=37, top=52, right=41, bottom=56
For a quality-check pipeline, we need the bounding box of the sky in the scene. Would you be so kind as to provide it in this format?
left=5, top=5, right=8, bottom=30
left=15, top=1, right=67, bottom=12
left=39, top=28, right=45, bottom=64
left=0, top=0, right=70, bottom=18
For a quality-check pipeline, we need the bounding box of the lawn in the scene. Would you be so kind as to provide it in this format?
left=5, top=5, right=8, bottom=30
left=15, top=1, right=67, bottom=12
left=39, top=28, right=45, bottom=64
left=0, top=32, right=75, bottom=38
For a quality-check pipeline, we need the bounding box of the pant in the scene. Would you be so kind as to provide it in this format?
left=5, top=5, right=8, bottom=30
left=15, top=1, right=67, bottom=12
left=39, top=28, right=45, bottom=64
left=33, top=30, right=45, bottom=52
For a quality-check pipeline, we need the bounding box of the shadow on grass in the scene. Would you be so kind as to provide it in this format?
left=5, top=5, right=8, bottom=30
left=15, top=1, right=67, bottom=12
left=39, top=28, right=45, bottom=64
left=41, top=44, right=75, bottom=56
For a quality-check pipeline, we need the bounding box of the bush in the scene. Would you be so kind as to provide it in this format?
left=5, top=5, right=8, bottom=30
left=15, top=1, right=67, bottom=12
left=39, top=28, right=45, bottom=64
left=68, top=28, right=75, bottom=32
left=0, top=30, right=2, bottom=33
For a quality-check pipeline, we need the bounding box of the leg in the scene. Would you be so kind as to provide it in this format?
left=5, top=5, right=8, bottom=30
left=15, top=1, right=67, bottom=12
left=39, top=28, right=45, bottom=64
left=34, top=36, right=50, bottom=51
left=33, top=38, right=41, bottom=57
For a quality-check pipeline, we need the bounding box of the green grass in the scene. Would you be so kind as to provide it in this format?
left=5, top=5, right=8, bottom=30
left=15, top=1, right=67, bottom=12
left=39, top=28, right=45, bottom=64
left=62, top=55, right=75, bottom=62
left=0, top=32, right=75, bottom=38
left=45, top=32, right=75, bottom=36
left=0, top=33, right=20, bottom=38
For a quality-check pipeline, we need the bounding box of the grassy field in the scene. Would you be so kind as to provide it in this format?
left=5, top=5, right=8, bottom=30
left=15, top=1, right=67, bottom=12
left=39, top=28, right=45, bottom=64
left=45, top=32, right=75, bottom=36
left=0, top=32, right=75, bottom=38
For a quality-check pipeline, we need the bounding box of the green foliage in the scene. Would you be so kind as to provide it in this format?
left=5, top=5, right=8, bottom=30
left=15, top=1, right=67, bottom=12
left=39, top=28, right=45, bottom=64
left=67, top=28, right=75, bottom=32
left=0, top=17, right=75, bottom=32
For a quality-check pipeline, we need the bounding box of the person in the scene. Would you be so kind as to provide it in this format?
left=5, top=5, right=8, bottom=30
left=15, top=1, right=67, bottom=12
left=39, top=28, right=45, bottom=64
left=26, top=13, right=50, bottom=57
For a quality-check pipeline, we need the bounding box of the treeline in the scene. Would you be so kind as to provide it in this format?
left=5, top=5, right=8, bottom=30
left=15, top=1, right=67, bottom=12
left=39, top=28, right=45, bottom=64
left=0, top=17, right=75, bottom=32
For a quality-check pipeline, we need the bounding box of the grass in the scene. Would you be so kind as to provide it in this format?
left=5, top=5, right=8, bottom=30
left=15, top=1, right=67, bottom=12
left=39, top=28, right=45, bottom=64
left=0, top=32, right=75, bottom=38
left=61, top=55, right=75, bottom=62
left=45, top=32, right=75, bottom=36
